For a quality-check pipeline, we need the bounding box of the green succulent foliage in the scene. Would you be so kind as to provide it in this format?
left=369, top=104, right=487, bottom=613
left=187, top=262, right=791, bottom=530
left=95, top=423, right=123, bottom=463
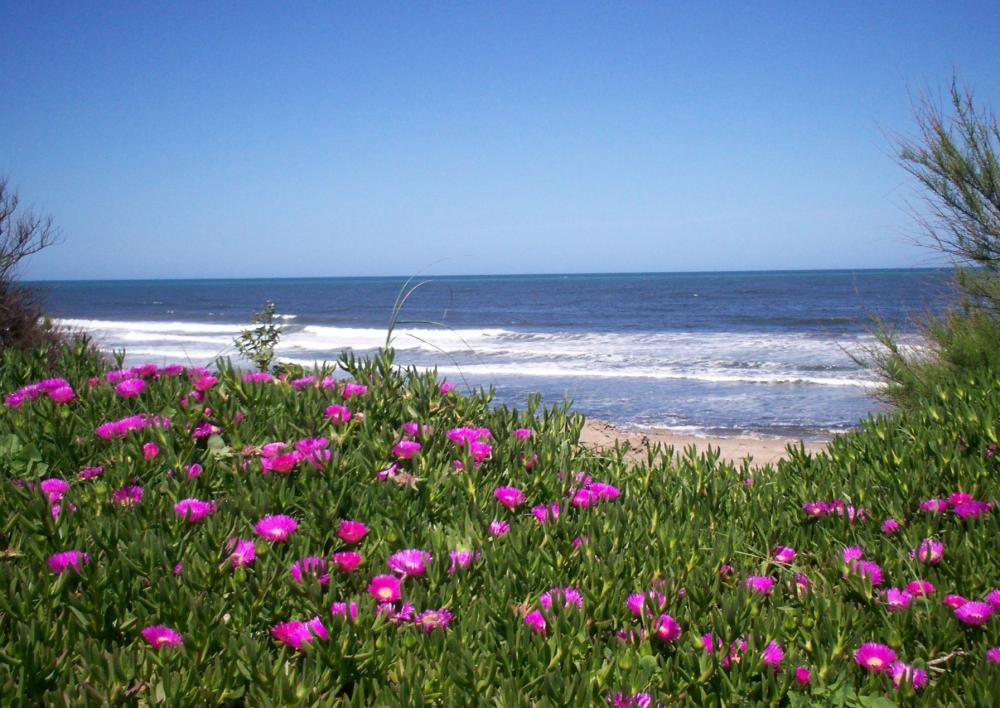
left=0, top=342, right=998, bottom=705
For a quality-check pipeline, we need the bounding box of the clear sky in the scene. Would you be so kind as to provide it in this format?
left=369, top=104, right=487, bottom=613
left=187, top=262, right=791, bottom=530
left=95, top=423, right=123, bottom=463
left=2, top=1, right=997, bottom=280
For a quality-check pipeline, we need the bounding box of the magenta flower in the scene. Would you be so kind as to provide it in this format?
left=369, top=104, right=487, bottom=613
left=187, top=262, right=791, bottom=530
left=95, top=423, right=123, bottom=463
left=342, top=383, right=368, bottom=399
left=882, top=588, right=913, bottom=611
left=143, top=442, right=160, bottom=460
left=289, top=556, right=330, bottom=585
left=48, top=385, right=76, bottom=404
left=488, top=520, right=510, bottom=537
left=955, top=601, right=993, bottom=625
left=290, top=375, right=316, bottom=390
left=114, top=378, right=146, bottom=398
left=722, top=639, right=748, bottom=669
left=914, top=539, right=944, bottom=565
left=185, top=463, right=202, bottom=481
left=325, top=404, right=352, bottom=425
left=531, top=503, right=560, bottom=524
left=392, top=440, right=421, bottom=459
left=329, top=601, right=359, bottom=621
left=850, top=560, right=885, bottom=587
left=387, top=549, right=431, bottom=576
left=332, top=551, right=363, bottom=573
left=919, top=498, right=948, bottom=513
left=193, top=375, right=217, bottom=392
left=802, top=501, right=830, bottom=517
left=368, top=574, right=402, bottom=603
left=272, top=617, right=328, bottom=651
left=906, top=580, right=935, bottom=597
left=987, top=647, right=1000, bottom=664
left=953, top=499, right=992, bottom=520
left=745, top=576, right=775, bottom=596
left=653, top=614, right=681, bottom=642
left=48, top=550, right=89, bottom=574
left=228, top=538, right=256, bottom=567
left=881, top=518, right=901, bottom=534
left=337, top=520, right=368, bottom=544
left=439, top=382, right=455, bottom=394
left=111, top=485, right=143, bottom=507
left=854, top=643, right=897, bottom=672
left=540, top=586, right=584, bottom=611
left=141, top=625, right=183, bottom=649
left=495, top=486, right=526, bottom=509
left=40, top=478, right=69, bottom=504
left=627, top=591, right=666, bottom=617
left=985, top=589, right=1000, bottom=610
left=888, top=662, right=927, bottom=690
left=78, top=466, right=104, bottom=480
left=842, top=546, right=864, bottom=563
left=772, top=546, right=796, bottom=564
left=762, top=641, right=784, bottom=669
left=254, top=514, right=298, bottom=542
left=174, top=498, right=215, bottom=522
left=524, top=609, right=547, bottom=635
left=514, top=427, right=532, bottom=440
left=414, top=608, right=453, bottom=632
left=795, top=665, right=811, bottom=686
left=944, top=594, right=968, bottom=609
left=448, top=550, right=478, bottom=573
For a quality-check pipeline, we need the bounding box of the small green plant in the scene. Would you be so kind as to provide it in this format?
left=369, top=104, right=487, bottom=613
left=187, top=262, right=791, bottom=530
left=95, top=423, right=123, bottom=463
left=233, top=300, right=283, bottom=372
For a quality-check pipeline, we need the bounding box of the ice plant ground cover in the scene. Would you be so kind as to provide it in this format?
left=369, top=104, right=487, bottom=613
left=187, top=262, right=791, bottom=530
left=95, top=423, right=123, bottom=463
left=1, top=344, right=999, bottom=704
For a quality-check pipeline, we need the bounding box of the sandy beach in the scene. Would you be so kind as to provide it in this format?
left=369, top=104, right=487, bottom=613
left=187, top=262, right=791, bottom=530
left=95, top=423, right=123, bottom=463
left=579, top=419, right=830, bottom=467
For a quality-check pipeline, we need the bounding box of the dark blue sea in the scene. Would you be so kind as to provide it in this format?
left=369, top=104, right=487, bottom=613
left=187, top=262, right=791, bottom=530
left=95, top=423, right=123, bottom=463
left=32, top=270, right=955, bottom=440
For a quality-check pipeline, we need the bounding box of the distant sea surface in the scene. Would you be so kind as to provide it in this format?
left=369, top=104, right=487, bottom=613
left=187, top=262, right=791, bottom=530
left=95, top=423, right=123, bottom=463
left=33, top=270, right=954, bottom=440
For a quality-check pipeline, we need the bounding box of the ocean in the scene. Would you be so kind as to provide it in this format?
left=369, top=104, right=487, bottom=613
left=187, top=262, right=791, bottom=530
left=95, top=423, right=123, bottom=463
left=32, top=269, right=955, bottom=440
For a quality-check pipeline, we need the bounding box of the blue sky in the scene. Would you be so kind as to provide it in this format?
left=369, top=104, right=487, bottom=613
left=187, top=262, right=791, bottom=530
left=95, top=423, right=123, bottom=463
left=2, top=1, right=997, bottom=280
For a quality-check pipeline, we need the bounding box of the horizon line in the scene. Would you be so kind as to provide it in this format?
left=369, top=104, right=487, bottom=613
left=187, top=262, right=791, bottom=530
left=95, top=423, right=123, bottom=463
left=25, top=265, right=953, bottom=285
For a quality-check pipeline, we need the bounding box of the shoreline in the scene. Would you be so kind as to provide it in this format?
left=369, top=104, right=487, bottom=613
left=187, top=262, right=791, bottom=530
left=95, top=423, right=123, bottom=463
left=579, top=419, right=830, bottom=467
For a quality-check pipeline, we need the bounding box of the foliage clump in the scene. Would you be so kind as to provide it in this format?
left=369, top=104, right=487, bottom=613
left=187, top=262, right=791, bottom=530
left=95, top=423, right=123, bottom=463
left=233, top=300, right=284, bottom=372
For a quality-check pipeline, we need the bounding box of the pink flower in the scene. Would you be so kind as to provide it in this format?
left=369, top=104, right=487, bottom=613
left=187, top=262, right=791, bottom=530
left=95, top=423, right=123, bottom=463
left=772, top=546, right=796, bottom=564
left=40, top=478, right=69, bottom=504
left=953, top=500, right=992, bottom=520
left=48, top=385, right=75, bottom=404
left=944, top=594, right=968, bottom=609
left=325, top=404, right=352, bottom=425
left=387, top=549, right=431, bottom=576
left=888, top=662, right=927, bottom=690
left=849, top=560, right=885, bottom=587
left=514, top=428, right=532, bottom=440
left=254, top=514, right=298, bottom=542
left=842, top=546, right=864, bottom=563
left=448, top=550, right=478, bottom=574
left=955, top=601, right=993, bottom=625
left=524, top=609, right=547, bottom=635
left=228, top=538, right=256, bottom=567
left=341, top=383, right=367, bottom=398
left=48, top=550, right=89, bottom=574
left=721, top=639, right=748, bottom=669
left=329, top=602, right=359, bottom=621
left=332, top=551, right=363, bottom=573
left=540, top=586, right=584, bottom=611
left=495, top=486, right=526, bottom=509
left=185, top=463, right=202, bottom=481
left=906, top=580, right=935, bottom=597
left=392, top=440, right=421, bottom=459
left=143, top=442, right=160, bottom=460
left=289, top=556, right=330, bottom=585
left=367, top=574, right=402, bottom=603
left=111, top=485, right=143, bottom=507
left=802, top=501, right=830, bottom=517
left=531, top=503, right=560, bottom=524
left=337, top=520, right=368, bottom=544
left=881, top=518, right=901, bottom=534
left=261, top=452, right=302, bottom=474
left=414, top=608, right=453, bottom=632
left=439, top=382, right=455, bottom=394
left=761, top=641, right=784, bottom=669
left=488, top=520, right=510, bottom=537
left=882, top=588, right=913, bottom=611
left=653, top=614, right=681, bottom=642
left=114, top=378, right=146, bottom=398
left=78, top=466, right=104, bottom=480
left=987, top=647, right=1000, bottom=664
left=290, top=375, right=316, bottom=390
left=745, top=576, right=775, bottom=596
left=377, top=463, right=400, bottom=481
left=914, top=539, right=944, bottom=565
left=920, top=498, right=948, bottom=513
left=795, top=665, right=811, bottom=686
left=174, top=498, right=215, bottom=522
left=985, top=589, right=1000, bottom=610
left=141, top=625, right=183, bottom=649
left=627, top=591, right=666, bottom=617
left=193, top=375, right=217, bottom=392
left=854, top=643, right=897, bottom=672
left=272, top=617, right=328, bottom=651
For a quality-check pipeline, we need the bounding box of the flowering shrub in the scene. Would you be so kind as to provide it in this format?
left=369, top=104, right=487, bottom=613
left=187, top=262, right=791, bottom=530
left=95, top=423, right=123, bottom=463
left=0, top=344, right=998, bottom=704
